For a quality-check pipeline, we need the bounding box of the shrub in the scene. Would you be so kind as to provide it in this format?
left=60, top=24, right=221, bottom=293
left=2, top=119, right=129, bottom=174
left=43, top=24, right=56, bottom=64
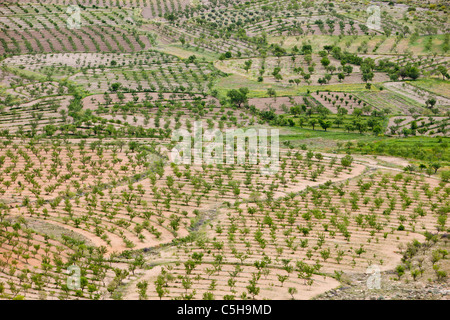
left=440, top=170, right=450, bottom=183
left=341, top=155, right=353, bottom=168
left=395, top=265, right=405, bottom=279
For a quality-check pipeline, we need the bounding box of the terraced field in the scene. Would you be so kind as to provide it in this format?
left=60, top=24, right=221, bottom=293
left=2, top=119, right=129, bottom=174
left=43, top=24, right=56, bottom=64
left=0, top=0, right=448, bottom=302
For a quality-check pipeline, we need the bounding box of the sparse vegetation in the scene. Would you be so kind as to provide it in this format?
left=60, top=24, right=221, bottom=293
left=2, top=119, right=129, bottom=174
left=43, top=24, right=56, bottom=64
left=0, top=0, right=448, bottom=302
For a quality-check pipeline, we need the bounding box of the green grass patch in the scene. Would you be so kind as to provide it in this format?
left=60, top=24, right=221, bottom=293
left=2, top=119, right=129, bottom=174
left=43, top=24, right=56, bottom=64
left=281, top=128, right=449, bottom=164
left=408, top=34, right=448, bottom=55
left=407, top=78, right=450, bottom=99
left=281, top=128, right=381, bottom=142
left=271, top=34, right=448, bottom=56
left=354, top=90, right=425, bottom=114
left=157, top=44, right=220, bottom=62
left=214, top=73, right=378, bottom=98
left=5, top=66, right=47, bottom=82
left=359, top=136, right=450, bottom=164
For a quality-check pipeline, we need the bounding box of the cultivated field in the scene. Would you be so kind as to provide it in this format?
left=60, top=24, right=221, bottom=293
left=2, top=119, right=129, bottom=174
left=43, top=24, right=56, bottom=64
left=0, top=0, right=448, bottom=301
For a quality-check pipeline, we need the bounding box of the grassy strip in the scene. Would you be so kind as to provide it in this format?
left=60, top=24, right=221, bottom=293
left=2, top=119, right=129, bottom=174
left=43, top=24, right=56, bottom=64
left=214, top=74, right=378, bottom=98
left=406, top=78, right=450, bottom=99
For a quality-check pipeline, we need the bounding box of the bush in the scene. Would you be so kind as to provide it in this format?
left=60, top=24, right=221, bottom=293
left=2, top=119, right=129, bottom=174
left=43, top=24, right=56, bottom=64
left=341, top=155, right=353, bottom=168
left=440, top=170, right=450, bottom=183
left=395, top=265, right=405, bottom=279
